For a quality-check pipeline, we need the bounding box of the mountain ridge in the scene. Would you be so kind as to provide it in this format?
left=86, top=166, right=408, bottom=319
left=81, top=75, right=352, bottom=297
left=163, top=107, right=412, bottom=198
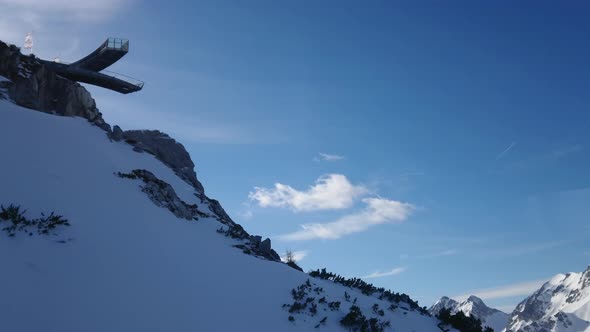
left=505, top=266, right=590, bottom=332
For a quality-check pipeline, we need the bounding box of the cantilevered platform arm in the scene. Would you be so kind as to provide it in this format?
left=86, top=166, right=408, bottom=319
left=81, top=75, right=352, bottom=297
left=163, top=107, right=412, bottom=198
left=70, top=38, right=129, bottom=72
left=42, top=61, right=144, bottom=94
left=41, top=37, right=143, bottom=94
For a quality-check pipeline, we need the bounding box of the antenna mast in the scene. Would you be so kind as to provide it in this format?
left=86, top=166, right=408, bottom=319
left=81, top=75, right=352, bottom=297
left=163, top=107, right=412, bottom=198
left=24, top=32, right=34, bottom=54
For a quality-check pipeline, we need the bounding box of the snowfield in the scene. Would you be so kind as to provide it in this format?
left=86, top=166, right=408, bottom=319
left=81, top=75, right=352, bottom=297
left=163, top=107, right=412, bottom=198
left=0, top=98, right=449, bottom=332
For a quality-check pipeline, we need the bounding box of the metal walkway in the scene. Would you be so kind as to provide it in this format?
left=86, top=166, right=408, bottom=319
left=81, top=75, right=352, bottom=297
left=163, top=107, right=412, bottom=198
left=41, top=38, right=143, bottom=94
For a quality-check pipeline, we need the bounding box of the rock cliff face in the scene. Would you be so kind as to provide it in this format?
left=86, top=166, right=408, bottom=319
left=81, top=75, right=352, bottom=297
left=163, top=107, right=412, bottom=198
left=0, top=41, right=109, bottom=130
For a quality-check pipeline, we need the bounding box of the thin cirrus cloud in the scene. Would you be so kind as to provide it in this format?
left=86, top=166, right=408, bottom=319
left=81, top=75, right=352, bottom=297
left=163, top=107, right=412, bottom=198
left=495, top=141, right=516, bottom=161
left=433, top=249, right=459, bottom=257
left=279, top=197, right=415, bottom=241
left=361, top=267, right=407, bottom=279
left=249, top=174, right=368, bottom=212
left=315, top=152, right=345, bottom=162
left=454, top=278, right=548, bottom=302
left=418, top=249, right=459, bottom=259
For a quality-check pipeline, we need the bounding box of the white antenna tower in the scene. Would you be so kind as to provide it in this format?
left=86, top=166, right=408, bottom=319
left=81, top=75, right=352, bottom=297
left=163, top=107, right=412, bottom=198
left=24, top=32, right=34, bottom=54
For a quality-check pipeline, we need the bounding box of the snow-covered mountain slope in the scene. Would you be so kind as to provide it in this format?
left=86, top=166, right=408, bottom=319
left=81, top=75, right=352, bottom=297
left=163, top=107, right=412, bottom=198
left=430, top=295, right=509, bottom=332
left=0, top=96, right=449, bottom=332
left=504, top=267, right=590, bottom=332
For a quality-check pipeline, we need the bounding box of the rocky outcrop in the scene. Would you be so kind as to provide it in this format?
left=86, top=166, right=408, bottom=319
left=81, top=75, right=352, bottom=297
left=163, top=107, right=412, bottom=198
left=116, top=169, right=209, bottom=221
left=0, top=40, right=109, bottom=131
left=218, top=224, right=281, bottom=262
left=120, top=130, right=204, bottom=194
left=111, top=125, right=124, bottom=141
left=231, top=232, right=282, bottom=264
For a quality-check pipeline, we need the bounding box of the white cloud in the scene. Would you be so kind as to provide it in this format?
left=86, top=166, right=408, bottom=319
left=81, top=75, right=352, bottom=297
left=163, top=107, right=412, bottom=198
left=249, top=174, right=368, bottom=212
left=0, top=0, right=134, bottom=22
left=280, top=250, right=309, bottom=263
left=454, top=278, right=548, bottom=302
left=315, top=152, right=344, bottom=162
left=279, top=197, right=414, bottom=241
left=361, top=267, right=406, bottom=279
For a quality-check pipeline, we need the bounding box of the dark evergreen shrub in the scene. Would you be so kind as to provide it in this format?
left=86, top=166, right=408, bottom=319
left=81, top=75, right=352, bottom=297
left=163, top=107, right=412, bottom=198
left=437, top=308, right=486, bottom=332
left=310, top=302, right=318, bottom=315
left=289, top=301, right=306, bottom=313
left=340, top=305, right=367, bottom=330
left=0, top=204, right=70, bottom=237
left=309, top=268, right=428, bottom=315
left=328, top=301, right=341, bottom=311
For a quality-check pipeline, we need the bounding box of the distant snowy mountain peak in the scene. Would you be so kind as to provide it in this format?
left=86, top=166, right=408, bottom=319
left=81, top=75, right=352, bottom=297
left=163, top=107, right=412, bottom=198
left=430, top=295, right=509, bottom=332
left=430, top=296, right=460, bottom=317
left=505, top=266, right=590, bottom=332
left=467, top=295, right=486, bottom=305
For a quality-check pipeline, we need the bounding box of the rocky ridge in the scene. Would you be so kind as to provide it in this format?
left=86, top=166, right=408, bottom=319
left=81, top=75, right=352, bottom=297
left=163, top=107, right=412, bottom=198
left=0, top=39, right=282, bottom=264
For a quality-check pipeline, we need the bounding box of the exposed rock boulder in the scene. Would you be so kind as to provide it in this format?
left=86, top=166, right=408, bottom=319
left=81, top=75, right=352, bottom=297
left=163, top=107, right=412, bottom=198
left=250, top=235, right=262, bottom=246
left=0, top=40, right=109, bottom=131
left=122, top=130, right=204, bottom=194
left=111, top=125, right=124, bottom=141
left=260, top=238, right=272, bottom=254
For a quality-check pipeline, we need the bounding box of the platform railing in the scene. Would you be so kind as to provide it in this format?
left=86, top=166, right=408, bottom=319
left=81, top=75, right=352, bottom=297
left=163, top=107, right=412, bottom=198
left=105, top=38, right=129, bottom=51
left=101, top=69, right=144, bottom=88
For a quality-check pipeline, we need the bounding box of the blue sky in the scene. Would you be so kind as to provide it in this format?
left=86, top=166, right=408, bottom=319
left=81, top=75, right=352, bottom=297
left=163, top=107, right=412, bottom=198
left=2, top=0, right=590, bottom=312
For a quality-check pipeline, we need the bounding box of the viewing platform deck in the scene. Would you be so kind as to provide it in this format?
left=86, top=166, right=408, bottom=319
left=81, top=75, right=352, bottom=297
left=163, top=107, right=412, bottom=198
left=41, top=38, right=143, bottom=94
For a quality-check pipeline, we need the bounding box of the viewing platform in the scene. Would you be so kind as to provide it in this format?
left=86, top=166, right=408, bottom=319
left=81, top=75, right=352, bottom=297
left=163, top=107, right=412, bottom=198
left=41, top=38, right=143, bottom=94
